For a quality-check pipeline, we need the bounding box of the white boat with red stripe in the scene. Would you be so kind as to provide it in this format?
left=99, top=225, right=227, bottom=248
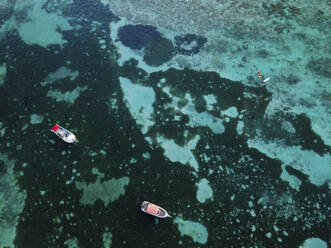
left=140, top=201, right=172, bottom=218
left=51, top=124, right=77, bottom=143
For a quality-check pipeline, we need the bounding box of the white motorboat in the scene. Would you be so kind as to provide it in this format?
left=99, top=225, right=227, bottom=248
left=51, top=124, right=77, bottom=143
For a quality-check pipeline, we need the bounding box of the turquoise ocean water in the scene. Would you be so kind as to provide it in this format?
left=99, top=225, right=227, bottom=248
left=0, top=0, right=330, bottom=247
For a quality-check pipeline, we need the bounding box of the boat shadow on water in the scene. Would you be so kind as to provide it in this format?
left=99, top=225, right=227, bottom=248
left=135, top=210, right=171, bottom=231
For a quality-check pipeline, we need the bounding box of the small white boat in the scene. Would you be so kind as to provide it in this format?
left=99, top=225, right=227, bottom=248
left=51, top=124, right=77, bottom=143
left=140, top=201, right=172, bottom=218
left=262, top=77, right=271, bottom=83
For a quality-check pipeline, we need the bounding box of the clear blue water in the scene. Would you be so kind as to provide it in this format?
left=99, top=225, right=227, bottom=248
left=0, top=0, right=330, bottom=247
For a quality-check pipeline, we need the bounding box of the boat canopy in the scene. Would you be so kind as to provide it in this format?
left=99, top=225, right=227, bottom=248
left=51, top=124, right=60, bottom=132
left=146, top=203, right=159, bottom=215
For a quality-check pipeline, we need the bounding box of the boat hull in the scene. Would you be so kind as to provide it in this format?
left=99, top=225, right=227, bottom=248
left=140, top=201, right=171, bottom=218
left=51, top=124, right=77, bottom=143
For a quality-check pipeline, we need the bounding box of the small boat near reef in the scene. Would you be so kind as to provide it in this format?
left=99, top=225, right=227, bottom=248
left=51, top=124, right=77, bottom=143
left=140, top=201, right=172, bottom=218
left=257, top=70, right=271, bottom=83
left=262, top=77, right=271, bottom=83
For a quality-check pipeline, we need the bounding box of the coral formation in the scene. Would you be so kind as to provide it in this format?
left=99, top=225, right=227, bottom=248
left=174, top=34, right=207, bottom=55
left=117, top=24, right=160, bottom=50
left=143, top=36, right=174, bottom=66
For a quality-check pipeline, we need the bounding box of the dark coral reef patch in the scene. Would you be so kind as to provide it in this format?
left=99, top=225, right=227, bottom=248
left=143, top=36, right=174, bottom=66
left=174, top=34, right=207, bottom=56
left=117, top=24, right=161, bottom=50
